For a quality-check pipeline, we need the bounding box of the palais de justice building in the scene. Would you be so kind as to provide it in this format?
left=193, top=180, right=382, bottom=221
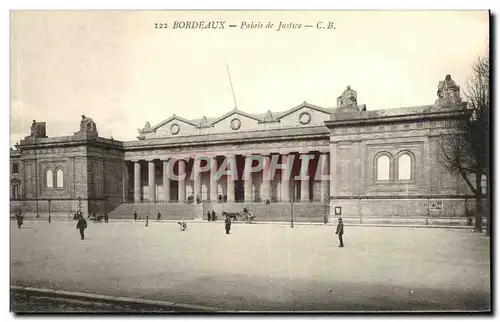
left=10, top=75, right=476, bottom=223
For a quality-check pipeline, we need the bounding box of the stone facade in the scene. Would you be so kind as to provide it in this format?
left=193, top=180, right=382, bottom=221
left=10, top=75, right=477, bottom=222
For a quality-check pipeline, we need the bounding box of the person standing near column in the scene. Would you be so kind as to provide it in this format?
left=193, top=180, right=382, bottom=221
left=146, top=214, right=149, bottom=227
left=335, top=217, right=344, bottom=247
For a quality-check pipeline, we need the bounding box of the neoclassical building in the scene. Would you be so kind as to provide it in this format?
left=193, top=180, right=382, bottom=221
left=10, top=75, right=476, bottom=223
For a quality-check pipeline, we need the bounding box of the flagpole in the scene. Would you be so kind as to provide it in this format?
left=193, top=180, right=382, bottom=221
left=225, top=63, right=238, bottom=110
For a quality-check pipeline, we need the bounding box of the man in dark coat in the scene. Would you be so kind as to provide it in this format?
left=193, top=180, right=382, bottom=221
left=133, top=211, right=138, bottom=221
left=146, top=215, right=149, bottom=227
left=157, top=211, right=161, bottom=222
left=225, top=215, right=232, bottom=234
left=104, top=212, right=109, bottom=223
left=16, top=213, right=23, bottom=229
left=207, top=211, right=211, bottom=222
left=76, top=216, right=87, bottom=240
left=335, top=217, right=344, bottom=247
left=211, top=210, right=216, bottom=221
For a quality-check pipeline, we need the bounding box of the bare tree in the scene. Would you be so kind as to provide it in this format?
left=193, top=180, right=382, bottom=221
left=439, top=54, right=490, bottom=234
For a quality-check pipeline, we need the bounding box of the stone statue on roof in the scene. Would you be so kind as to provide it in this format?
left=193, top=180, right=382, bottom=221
left=264, top=110, right=273, bottom=122
left=79, top=115, right=97, bottom=133
left=199, top=116, right=208, bottom=127
left=435, top=74, right=462, bottom=107
left=74, top=114, right=98, bottom=138
left=337, top=86, right=358, bottom=109
left=144, top=121, right=151, bottom=131
left=30, top=120, right=47, bottom=138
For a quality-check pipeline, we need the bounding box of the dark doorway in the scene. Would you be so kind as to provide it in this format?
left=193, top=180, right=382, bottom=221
left=235, top=180, right=244, bottom=202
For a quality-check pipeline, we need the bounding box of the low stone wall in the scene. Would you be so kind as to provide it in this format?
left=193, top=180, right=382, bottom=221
left=329, top=198, right=486, bottom=219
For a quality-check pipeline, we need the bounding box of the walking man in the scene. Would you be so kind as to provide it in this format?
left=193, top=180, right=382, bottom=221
left=211, top=209, right=216, bottom=221
left=104, top=212, right=109, bottom=223
left=146, top=215, right=149, bottom=227
left=76, top=216, right=87, bottom=240
left=335, top=217, right=344, bottom=247
left=225, top=215, right=232, bottom=234
left=157, top=211, right=161, bottom=222
left=133, top=211, right=138, bottom=221
left=207, top=211, right=211, bottom=222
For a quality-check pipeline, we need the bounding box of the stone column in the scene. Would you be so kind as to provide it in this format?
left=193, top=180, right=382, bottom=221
left=178, top=159, right=186, bottom=203
left=210, top=156, right=218, bottom=202
left=329, top=144, right=338, bottom=222
left=193, top=157, right=202, bottom=201
left=281, top=154, right=291, bottom=202
left=320, top=153, right=330, bottom=202
left=122, top=162, right=129, bottom=202
left=243, top=154, right=253, bottom=202
left=300, top=153, right=310, bottom=202
left=226, top=154, right=236, bottom=202
left=134, top=161, right=141, bottom=202
left=330, top=144, right=338, bottom=198
left=163, top=159, right=170, bottom=203
left=148, top=160, right=156, bottom=202
left=262, top=155, right=271, bottom=202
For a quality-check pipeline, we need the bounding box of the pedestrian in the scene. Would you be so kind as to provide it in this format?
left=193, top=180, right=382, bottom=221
left=16, top=213, right=23, bottom=229
left=133, top=211, right=137, bottom=221
left=225, top=215, right=232, bottom=234
left=76, top=216, right=87, bottom=240
left=104, top=212, right=109, bottom=223
left=178, top=221, right=187, bottom=231
left=211, top=210, right=216, bottom=221
left=146, top=215, right=149, bottom=227
left=157, top=211, right=161, bottom=222
left=335, top=217, right=344, bottom=247
left=207, top=211, right=211, bottom=222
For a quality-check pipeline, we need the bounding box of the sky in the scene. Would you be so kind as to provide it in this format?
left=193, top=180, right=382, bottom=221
left=10, top=10, right=489, bottom=146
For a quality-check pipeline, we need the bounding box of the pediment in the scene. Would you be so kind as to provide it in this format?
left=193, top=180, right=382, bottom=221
left=211, top=109, right=262, bottom=126
left=277, top=102, right=330, bottom=120
left=150, top=115, right=198, bottom=132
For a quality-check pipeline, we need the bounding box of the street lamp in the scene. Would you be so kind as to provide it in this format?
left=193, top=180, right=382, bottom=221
left=324, top=196, right=329, bottom=225
left=48, top=199, right=51, bottom=223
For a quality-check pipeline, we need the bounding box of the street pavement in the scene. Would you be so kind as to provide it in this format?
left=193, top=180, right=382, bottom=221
left=10, top=220, right=491, bottom=312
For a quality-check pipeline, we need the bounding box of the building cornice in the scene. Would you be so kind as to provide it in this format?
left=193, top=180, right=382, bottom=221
left=325, top=105, right=469, bottom=128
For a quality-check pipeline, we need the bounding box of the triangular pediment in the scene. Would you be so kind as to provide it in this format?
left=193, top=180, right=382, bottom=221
left=149, top=115, right=198, bottom=132
left=211, top=108, right=263, bottom=125
left=276, top=102, right=330, bottom=120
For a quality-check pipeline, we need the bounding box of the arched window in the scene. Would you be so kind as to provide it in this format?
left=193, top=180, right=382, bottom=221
left=56, top=169, right=64, bottom=187
left=376, top=154, right=390, bottom=181
left=46, top=169, right=53, bottom=188
left=398, top=153, right=412, bottom=180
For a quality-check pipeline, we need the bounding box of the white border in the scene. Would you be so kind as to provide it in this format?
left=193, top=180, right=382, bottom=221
left=3, top=2, right=497, bottom=322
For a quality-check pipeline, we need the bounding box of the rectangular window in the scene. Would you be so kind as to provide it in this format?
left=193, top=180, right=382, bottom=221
left=12, top=163, right=19, bottom=174
left=12, top=185, right=19, bottom=199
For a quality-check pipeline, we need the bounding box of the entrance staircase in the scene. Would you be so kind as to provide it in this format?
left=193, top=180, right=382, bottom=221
left=108, top=201, right=328, bottom=222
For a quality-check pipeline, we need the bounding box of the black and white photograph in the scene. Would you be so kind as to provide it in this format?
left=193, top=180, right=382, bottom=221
left=9, top=9, right=491, bottom=313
